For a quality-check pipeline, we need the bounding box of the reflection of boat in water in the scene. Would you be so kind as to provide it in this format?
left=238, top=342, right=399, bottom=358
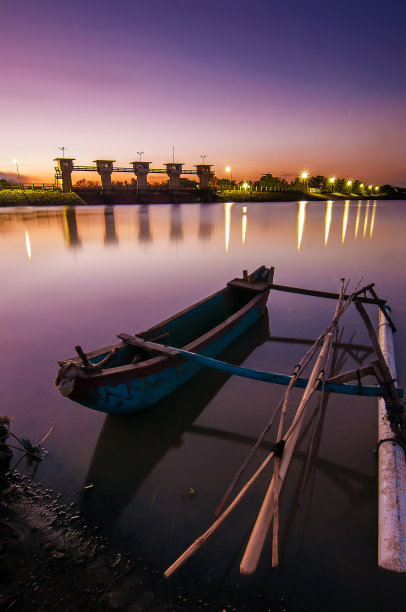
left=55, top=267, right=272, bottom=414
left=79, top=312, right=270, bottom=527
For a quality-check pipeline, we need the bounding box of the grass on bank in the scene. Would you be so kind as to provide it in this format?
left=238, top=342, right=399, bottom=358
left=0, top=190, right=85, bottom=207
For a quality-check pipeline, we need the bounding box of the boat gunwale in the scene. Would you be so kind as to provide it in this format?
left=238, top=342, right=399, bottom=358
left=63, top=282, right=270, bottom=383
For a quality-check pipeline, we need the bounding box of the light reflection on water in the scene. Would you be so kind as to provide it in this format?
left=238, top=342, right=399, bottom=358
left=1, top=200, right=406, bottom=611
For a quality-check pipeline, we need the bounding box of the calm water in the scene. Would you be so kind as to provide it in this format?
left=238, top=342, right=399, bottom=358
left=2, top=201, right=406, bottom=610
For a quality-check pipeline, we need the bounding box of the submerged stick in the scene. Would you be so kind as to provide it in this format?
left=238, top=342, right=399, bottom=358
left=164, top=444, right=278, bottom=578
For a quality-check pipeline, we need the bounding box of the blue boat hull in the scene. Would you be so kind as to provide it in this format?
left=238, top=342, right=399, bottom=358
left=57, top=271, right=271, bottom=415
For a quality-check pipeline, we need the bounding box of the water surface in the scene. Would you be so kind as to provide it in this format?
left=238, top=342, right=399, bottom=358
left=1, top=201, right=405, bottom=610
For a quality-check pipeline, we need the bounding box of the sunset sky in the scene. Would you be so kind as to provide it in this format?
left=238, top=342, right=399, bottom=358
left=1, top=0, right=405, bottom=185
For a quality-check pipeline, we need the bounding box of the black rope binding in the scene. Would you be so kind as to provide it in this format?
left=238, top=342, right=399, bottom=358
left=356, top=368, right=363, bottom=395
left=272, top=440, right=286, bottom=457
left=377, top=437, right=406, bottom=457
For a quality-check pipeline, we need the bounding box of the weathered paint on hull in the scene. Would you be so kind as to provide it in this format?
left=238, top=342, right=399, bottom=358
left=72, top=302, right=267, bottom=415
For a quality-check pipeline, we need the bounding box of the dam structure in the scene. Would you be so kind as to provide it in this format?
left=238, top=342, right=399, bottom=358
left=54, top=158, right=215, bottom=204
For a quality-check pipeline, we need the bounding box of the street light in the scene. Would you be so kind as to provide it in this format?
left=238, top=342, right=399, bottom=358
left=346, top=180, right=352, bottom=193
left=137, top=151, right=144, bottom=161
left=226, top=166, right=232, bottom=190
left=300, top=171, right=309, bottom=192
left=58, top=146, right=67, bottom=158
left=200, top=154, right=206, bottom=164
left=13, top=159, right=21, bottom=187
left=329, top=176, right=336, bottom=192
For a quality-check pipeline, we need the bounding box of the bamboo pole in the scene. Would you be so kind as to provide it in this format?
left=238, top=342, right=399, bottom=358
left=377, top=307, right=406, bottom=572
left=240, top=333, right=333, bottom=575
left=269, top=280, right=345, bottom=567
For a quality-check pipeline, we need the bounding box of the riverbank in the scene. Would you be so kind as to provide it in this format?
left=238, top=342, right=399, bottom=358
left=0, top=188, right=398, bottom=208
left=0, top=191, right=85, bottom=207
left=1, top=472, right=231, bottom=612
left=215, top=189, right=385, bottom=202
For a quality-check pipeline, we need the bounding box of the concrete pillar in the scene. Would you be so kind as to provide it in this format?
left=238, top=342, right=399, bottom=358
left=94, top=160, right=115, bottom=191
left=54, top=158, right=75, bottom=192
left=165, top=163, right=183, bottom=190
left=131, top=161, right=151, bottom=190
left=195, top=164, right=214, bottom=190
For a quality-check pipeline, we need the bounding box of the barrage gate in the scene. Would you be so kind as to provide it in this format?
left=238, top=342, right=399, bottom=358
left=54, top=159, right=214, bottom=193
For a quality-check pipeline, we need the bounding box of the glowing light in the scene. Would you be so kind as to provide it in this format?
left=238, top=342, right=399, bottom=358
left=325, top=200, right=333, bottom=246
left=368, top=185, right=373, bottom=190
left=243, top=182, right=248, bottom=189
left=242, top=212, right=247, bottom=244
left=242, top=206, right=247, bottom=213
left=347, top=180, right=352, bottom=186
left=301, top=171, right=308, bottom=179
left=225, top=166, right=231, bottom=173
left=224, top=202, right=234, bottom=252
left=297, top=201, right=307, bottom=251
left=363, top=202, right=370, bottom=237
left=25, top=230, right=32, bottom=260
left=355, top=201, right=361, bottom=238
left=329, top=176, right=335, bottom=183
left=370, top=202, right=376, bottom=238
left=375, top=186, right=379, bottom=191
left=342, top=201, right=349, bottom=243
left=360, top=183, right=364, bottom=188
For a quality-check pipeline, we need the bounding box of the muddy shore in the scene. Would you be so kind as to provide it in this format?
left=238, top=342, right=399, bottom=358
left=0, top=471, right=283, bottom=612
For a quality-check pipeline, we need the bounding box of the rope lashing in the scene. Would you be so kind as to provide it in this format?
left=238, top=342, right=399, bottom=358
left=377, top=436, right=406, bottom=457
left=272, top=440, right=286, bottom=457
left=356, top=368, right=363, bottom=395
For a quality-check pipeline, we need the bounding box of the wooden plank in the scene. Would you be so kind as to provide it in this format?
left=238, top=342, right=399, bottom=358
left=354, top=301, right=402, bottom=412
left=326, top=363, right=375, bottom=385
left=227, top=279, right=269, bottom=292
left=368, top=288, right=397, bottom=332
left=268, top=283, right=385, bottom=305
left=117, top=333, right=179, bottom=357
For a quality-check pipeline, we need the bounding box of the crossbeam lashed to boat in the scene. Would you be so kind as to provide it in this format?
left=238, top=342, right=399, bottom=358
left=117, top=333, right=403, bottom=399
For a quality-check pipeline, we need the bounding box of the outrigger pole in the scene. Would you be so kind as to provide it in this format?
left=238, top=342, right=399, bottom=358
left=117, top=334, right=403, bottom=399
left=377, top=307, right=406, bottom=572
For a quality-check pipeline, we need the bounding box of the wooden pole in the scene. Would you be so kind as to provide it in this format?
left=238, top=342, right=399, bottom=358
left=377, top=307, right=406, bottom=572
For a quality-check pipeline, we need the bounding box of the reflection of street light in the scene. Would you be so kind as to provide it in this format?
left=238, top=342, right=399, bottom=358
left=137, top=151, right=144, bottom=161
left=13, top=159, right=21, bottom=187
left=226, top=166, right=232, bottom=190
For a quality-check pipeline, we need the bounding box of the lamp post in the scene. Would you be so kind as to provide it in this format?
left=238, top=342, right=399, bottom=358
left=58, top=146, right=67, bottom=158
left=346, top=180, right=352, bottom=193
left=200, top=155, right=206, bottom=164
left=226, top=166, right=232, bottom=190
left=13, top=159, right=21, bottom=188
left=329, top=176, right=336, bottom=192
left=137, top=151, right=144, bottom=161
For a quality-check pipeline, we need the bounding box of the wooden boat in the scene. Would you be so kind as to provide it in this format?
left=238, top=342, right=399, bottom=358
left=55, top=266, right=273, bottom=415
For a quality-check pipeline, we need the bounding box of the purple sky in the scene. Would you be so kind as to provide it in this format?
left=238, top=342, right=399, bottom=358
left=1, top=0, right=405, bottom=185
